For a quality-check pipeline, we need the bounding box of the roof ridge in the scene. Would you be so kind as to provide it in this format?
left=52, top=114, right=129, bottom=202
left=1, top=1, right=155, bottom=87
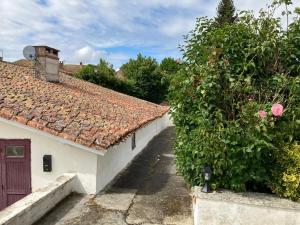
left=0, top=60, right=33, bottom=69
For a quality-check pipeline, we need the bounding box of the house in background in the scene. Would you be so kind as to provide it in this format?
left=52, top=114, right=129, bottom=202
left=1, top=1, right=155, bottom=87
left=115, top=69, right=126, bottom=80
left=0, top=46, right=171, bottom=210
left=13, top=59, right=32, bottom=68
left=60, top=62, right=84, bottom=75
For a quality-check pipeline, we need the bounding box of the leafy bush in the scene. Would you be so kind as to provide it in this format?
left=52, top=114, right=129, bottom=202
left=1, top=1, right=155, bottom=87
left=271, top=142, right=300, bottom=201
left=169, top=1, right=300, bottom=200
left=160, top=57, right=182, bottom=91
left=76, top=55, right=168, bottom=103
left=160, top=57, right=182, bottom=77
left=121, top=54, right=168, bottom=103
left=96, top=59, right=115, bottom=77
left=121, top=53, right=157, bottom=80
left=76, top=64, right=140, bottom=97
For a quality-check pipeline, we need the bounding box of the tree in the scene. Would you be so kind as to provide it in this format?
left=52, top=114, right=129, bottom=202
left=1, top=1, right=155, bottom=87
left=76, top=64, right=99, bottom=84
left=121, top=54, right=167, bottom=103
left=76, top=63, right=138, bottom=97
left=215, top=0, right=237, bottom=25
left=121, top=53, right=157, bottom=80
left=76, top=59, right=115, bottom=84
left=160, top=57, right=181, bottom=76
left=77, top=54, right=168, bottom=104
left=96, top=59, right=115, bottom=77
left=160, top=57, right=182, bottom=97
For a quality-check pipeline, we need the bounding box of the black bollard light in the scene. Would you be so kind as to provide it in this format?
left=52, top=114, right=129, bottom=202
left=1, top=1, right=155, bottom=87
left=202, top=165, right=212, bottom=193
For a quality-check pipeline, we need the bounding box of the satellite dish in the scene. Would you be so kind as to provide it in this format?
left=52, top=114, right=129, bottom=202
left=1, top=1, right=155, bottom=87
left=23, top=46, right=36, bottom=61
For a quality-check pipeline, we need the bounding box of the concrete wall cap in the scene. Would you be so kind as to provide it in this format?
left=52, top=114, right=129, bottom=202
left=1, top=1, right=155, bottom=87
left=0, top=173, right=77, bottom=225
left=192, top=186, right=300, bottom=211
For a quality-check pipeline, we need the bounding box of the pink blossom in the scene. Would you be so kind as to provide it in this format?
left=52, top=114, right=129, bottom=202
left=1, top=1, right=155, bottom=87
left=271, top=103, right=284, bottom=117
left=258, top=110, right=267, bottom=119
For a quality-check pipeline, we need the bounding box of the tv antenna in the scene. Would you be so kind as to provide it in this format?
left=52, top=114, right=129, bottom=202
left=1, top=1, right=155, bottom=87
left=23, top=46, right=36, bottom=61
left=23, top=45, right=41, bottom=78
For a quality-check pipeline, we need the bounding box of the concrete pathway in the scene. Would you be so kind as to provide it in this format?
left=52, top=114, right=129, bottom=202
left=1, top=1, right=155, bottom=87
left=35, top=127, right=193, bottom=225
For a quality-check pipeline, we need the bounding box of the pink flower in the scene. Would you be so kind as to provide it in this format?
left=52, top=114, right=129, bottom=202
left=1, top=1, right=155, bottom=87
left=271, top=103, right=284, bottom=117
left=258, top=110, right=267, bottom=119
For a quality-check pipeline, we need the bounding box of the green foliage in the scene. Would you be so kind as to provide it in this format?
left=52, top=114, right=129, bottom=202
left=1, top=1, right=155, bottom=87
left=160, top=57, right=181, bottom=76
left=76, top=64, right=139, bottom=97
left=121, top=53, right=157, bottom=80
left=270, top=142, right=300, bottom=201
left=76, top=59, right=115, bottom=83
left=121, top=54, right=167, bottom=103
left=160, top=57, right=182, bottom=95
left=76, top=64, right=99, bottom=84
left=215, top=0, right=237, bottom=25
left=77, top=55, right=168, bottom=104
left=169, top=1, right=300, bottom=200
left=96, top=59, right=115, bottom=77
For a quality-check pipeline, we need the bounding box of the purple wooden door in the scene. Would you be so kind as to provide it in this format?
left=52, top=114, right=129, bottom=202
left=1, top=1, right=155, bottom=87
left=0, top=139, right=31, bottom=210
left=0, top=146, right=4, bottom=210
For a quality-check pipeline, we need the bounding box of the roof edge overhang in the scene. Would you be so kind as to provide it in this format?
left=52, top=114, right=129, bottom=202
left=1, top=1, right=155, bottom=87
left=0, top=117, right=107, bottom=156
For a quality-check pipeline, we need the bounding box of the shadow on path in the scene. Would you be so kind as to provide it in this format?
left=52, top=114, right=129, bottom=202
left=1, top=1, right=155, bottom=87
left=35, top=127, right=192, bottom=225
left=113, top=127, right=176, bottom=194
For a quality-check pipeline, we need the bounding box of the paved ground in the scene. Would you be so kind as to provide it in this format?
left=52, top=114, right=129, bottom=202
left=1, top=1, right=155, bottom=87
left=35, top=127, right=192, bottom=225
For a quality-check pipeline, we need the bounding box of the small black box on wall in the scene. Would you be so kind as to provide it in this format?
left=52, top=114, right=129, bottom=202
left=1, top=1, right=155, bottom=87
left=43, top=155, right=52, bottom=172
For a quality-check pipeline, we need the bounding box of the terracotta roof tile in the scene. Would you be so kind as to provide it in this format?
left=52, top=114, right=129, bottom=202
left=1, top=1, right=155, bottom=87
left=0, top=61, right=169, bottom=150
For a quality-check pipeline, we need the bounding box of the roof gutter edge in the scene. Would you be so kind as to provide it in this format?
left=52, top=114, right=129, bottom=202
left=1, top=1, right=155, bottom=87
left=0, top=117, right=106, bottom=156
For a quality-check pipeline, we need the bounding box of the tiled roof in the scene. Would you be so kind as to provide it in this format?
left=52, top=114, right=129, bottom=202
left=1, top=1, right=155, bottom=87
left=62, top=64, right=84, bottom=74
left=13, top=59, right=32, bottom=68
left=13, top=59, right=82, bottom=75
left=0, top=61, right=169, bottom=150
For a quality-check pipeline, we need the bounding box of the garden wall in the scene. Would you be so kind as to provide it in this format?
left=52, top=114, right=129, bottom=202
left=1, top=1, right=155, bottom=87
left=0, top=174, right=77, bottom=225
left=192, top=186, right=300, bottom=225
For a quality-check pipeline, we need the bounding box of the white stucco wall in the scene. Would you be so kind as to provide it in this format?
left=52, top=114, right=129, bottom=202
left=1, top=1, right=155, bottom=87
left=0, top=120, right=98, bottom=194
left=192, top=187, right=300, bottom=225
left=96, top=113, right=172, bottom=192
left=0, top=113, right=172, bottom=195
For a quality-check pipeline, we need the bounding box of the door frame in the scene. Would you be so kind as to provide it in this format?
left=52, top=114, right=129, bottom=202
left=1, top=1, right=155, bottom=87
left=0, top=142, right=4, bottom=210
left=0, top=139, right=31, bottom=210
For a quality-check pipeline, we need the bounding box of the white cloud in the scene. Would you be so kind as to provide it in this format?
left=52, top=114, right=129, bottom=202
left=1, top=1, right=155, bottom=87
left=0, top=0, right=299, bottom=66
left=160, top=17, right=196, bottom=37
left=136, top=0, right=199, bottom=8
left=106, top=53, right=131, bottom=69
left=72, top=46, right=130, bottom=68
left=73, top=46, right=103, bottom=64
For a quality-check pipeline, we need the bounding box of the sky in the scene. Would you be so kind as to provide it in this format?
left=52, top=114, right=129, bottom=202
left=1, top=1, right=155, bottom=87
left=0, top=0, right=299, bottom=69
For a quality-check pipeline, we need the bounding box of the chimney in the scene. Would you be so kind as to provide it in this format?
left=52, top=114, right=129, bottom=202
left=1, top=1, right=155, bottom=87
left=34, top=46, right=60, bottom=83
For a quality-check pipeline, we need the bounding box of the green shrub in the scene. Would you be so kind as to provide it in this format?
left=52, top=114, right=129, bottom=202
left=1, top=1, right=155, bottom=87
left=169, top=1, right=300, bottom=199
left=77, top=55, right=169, bottom=104
left=121, top=54, right=168, bottom=103
left=76, top=64, right=141, bottom=98
left=270, top=143, right=300, bottom=201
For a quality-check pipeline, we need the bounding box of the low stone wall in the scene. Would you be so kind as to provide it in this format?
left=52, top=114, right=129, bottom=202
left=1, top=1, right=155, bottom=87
left=0, top=173, right=77, bottom=225
left=192, top=186, right=300, bottom=225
